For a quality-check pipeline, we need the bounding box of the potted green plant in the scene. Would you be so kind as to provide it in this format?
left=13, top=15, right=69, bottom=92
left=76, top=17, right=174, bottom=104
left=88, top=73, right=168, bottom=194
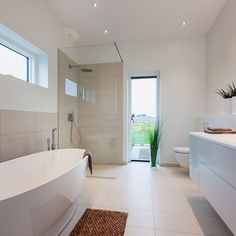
left=216, top=88, right=232, bottom=114
left=149, top=121, right=161, bottom=168
left=226, top=82, right=236, bottom=114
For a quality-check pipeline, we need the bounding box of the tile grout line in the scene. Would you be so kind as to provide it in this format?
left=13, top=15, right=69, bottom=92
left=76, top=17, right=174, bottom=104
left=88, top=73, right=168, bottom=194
left=151, top=181, right=157, bottom=236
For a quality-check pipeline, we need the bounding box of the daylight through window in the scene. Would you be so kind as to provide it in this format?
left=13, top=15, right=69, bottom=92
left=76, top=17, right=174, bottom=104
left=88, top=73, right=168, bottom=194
left=0, top=43, right=29, bottom=81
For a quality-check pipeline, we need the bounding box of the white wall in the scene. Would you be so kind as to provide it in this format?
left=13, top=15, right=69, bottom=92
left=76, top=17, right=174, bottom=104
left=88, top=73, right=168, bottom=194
left=119, top=39, right=206, bottom=164
left=206, top=0, right=236, bottom=115
left=0, top=0, right=63, bottom=112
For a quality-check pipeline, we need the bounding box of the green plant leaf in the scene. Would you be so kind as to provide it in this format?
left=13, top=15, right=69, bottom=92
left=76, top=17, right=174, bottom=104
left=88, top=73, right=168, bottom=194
left=216, top=88, right=232, bottom=99
left=148, top=120, right=162, bottom=167
left=226, top=82, right=236, bottom=97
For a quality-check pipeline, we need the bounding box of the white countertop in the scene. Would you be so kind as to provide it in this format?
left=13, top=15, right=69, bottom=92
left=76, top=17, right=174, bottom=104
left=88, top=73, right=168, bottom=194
left=190, top=132, right=236, bottom=150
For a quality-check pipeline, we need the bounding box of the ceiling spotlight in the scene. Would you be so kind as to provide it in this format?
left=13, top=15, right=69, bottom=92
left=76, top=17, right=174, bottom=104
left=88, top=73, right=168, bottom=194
left=182, top=21, right=187, bottom=26
left=93, top=2, right=97, bottom=7
left=104, top=29, right=108, bottom=34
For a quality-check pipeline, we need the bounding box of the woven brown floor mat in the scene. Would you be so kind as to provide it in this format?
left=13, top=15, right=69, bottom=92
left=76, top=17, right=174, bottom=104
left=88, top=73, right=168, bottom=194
left=69, top=208, right=128, bottom=236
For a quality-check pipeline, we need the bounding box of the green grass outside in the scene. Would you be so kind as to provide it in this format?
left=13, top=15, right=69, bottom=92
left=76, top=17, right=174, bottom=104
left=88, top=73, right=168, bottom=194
left=132, top=116, right=156, bottom=145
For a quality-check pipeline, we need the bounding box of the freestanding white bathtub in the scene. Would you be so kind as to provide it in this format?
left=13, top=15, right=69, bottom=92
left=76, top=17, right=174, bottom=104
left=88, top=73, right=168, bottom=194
left=0, top=149, right=89, bottom=236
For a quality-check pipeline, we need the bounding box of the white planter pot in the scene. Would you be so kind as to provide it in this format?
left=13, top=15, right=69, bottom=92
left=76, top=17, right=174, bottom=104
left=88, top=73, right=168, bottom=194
left=232, top=97, right=236, bottom=115
left=224, top=98, right=232, bottom=115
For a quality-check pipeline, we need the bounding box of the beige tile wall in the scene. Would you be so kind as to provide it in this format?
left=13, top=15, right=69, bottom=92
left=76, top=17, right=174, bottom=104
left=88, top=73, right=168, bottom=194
left=0, top=110, right=57, bottom=162
left=58, top=50, right=124, bottom=164
left=58, top=50, right=81, bottom=149
left=77, top=62, right=123, bottom=165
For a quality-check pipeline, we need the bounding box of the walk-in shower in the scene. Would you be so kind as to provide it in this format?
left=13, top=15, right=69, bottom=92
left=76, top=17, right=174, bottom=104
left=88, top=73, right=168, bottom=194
left=58, top=42, right=124, bottom=165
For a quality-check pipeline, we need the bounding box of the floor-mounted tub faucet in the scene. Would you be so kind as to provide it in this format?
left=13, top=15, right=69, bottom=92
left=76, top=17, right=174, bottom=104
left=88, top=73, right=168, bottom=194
left=51, top=128, right=57, bottom=150
left=47, top=138, right=51, bottom=151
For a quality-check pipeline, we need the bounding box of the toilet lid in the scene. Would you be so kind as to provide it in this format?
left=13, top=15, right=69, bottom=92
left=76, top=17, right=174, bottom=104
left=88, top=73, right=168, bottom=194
left=173, top=147, right=189, bottom=154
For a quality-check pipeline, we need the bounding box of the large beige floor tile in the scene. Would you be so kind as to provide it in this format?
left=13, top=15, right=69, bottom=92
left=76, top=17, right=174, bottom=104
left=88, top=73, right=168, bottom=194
left=126, top=209, right=154, bottom=229
left=152, top=189, right=186, bottom=200
left=124, top=227, right=155, bottom=236
left=103, top=194, right=153, bottom=210
left=110, top=183, right=152, bottom=197
left=152, top=182, right=179, bottom=191
left=155, top=230, right=204, bottom=236
left=153, top=197, right=193, bottom=214
left=154, top=212, right=204, bottom=234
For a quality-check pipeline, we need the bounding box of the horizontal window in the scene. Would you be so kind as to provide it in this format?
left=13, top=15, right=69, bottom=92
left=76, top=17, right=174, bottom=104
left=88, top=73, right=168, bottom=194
left=0, top=23, right=48, bottom=88
left=0, top=43, right=29, bottom=81
left=65, top=78, right=78, bottom=97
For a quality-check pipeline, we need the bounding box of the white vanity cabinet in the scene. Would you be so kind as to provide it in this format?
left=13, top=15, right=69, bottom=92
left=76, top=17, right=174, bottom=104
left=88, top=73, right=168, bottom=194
left=190, top=133, right=236, bottom=235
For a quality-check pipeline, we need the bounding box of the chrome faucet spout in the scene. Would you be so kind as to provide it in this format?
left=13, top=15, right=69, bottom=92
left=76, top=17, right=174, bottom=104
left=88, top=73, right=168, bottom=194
left=47, top=138, right=51, bottom=151
left=51, top=128, right=57, bottom=150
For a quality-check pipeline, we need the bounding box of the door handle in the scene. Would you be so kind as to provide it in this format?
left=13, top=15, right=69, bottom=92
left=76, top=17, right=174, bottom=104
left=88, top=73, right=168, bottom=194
left=131, top=114, right=135, bottom=123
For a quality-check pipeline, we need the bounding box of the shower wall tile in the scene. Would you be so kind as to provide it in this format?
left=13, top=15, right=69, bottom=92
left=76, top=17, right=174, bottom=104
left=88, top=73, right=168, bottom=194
left=0, top=110, right=57, bottom=162
left=98, top=151, right=121, bottom=165
left=58, top=112, right=66, bottom=129
left=59, top=68, right=66, bottom=95
left=82, top=142, right=99, bottom=159
left=99, top=101, right=117, bottom=114
left=97, top=114, right=121, bottom=128
left=58, top=49, right=124, bottom=164
left=58, top=51, right=80, bottom=149
left=77, top=62, right=124, bottom=164
left=98, top=77, right=117, bottom=89
left=78, top=103, right=97, bottom=115
left=58, top=128, right=79, bottom=149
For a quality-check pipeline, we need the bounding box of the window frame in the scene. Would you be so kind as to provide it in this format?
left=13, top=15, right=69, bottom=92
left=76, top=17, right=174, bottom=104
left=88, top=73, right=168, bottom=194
left=0, top=41, right=30, bottom=82
left=0, top=23, right=49, bottom=88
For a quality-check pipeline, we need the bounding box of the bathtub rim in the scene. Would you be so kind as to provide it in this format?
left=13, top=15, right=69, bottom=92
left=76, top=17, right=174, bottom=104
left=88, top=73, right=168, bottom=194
left=0, top=148, right=88, bottom=202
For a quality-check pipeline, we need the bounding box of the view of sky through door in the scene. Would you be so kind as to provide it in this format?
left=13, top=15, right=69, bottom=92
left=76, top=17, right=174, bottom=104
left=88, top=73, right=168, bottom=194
left=131, top=77, right=157, bottom=161
left=132, top=78, right=156, bottom=117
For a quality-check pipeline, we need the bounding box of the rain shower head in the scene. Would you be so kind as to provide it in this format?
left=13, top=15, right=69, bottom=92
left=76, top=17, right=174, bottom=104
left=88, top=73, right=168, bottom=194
left=68, top=64, right=84, bottom=69
left=68, top=64, right=93, bottom=72
left=81, top=68, right=93, bottom=73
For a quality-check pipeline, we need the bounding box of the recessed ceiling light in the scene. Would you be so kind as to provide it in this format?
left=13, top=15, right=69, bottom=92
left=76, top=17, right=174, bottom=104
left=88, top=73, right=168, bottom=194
left=93, top=2, right=97, bottom=7
left=182, top=21, right=187, bottom=26
left=104, top=29, right=108, bottom=34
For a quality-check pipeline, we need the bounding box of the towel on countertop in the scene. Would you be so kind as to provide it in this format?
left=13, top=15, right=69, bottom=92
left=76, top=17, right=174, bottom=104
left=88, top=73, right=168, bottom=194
left=83, top=150, right=93, bottom=175
left=207, top=127, right=232, bottom=132
left=204, top=128, right=236, bottom=134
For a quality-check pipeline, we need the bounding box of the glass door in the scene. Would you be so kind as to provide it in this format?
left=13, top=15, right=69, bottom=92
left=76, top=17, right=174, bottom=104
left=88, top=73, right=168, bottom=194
left=130, top=76, right=157, bottom=162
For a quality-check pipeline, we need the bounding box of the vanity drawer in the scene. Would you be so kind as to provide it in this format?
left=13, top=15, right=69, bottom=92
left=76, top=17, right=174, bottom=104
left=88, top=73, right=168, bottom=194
left=191, top=135, right=236, bottom=189
left=200, top=163, right=236, bottom=235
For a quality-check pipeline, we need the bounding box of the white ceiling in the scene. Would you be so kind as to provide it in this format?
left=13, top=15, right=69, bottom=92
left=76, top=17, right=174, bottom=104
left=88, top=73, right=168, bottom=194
left=45, top=0, right=226, bottom=45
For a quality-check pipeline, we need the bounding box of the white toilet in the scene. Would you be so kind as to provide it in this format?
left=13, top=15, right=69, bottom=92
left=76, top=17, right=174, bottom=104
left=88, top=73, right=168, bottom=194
left=173, top=146, right=190, bottom=168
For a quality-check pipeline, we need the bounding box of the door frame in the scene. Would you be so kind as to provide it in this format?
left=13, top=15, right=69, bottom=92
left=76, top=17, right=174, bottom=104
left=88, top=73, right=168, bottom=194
left=127, top=71, right=161, bottom=163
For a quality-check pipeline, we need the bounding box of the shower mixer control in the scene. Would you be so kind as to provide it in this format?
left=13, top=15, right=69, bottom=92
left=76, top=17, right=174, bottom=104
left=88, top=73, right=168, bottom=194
left=68, top=113, right=74, bottom=122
